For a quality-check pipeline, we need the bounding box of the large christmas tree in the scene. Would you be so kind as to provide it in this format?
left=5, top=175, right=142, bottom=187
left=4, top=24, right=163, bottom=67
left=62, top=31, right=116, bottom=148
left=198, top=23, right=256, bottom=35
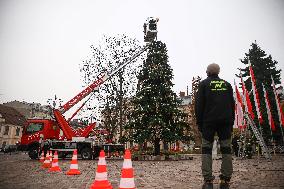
left=126, top=41, right=190, bottom=155
left=239, top=42, right=282, bottom=143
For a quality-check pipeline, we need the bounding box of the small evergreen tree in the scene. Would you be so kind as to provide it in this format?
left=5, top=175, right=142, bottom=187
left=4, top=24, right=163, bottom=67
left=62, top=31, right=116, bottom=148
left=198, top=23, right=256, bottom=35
left=239, top=42, right=282, bottom=143
left=126, top=41, right=190, bottom=155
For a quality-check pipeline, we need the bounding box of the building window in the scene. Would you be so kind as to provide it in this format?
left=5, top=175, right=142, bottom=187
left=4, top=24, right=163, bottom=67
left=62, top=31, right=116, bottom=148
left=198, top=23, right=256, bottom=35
left=15, top=128, right=20, bottom=136
left=4, top=126, right=9, bottom=135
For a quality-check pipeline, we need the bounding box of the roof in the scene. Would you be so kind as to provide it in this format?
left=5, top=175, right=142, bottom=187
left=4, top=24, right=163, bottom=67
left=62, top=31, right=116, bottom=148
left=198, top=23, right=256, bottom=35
left=0, top=104, right=26, bottom=127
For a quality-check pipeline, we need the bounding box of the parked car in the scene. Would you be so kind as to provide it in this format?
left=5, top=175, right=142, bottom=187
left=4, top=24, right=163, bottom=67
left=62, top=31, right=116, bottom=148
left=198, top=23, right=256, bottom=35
left=3, top=145, right=18, bottom=153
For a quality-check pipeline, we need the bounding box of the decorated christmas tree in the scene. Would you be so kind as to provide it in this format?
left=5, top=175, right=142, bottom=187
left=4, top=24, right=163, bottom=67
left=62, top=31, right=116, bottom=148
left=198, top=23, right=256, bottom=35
left=126, top=41, right=190, bottom=155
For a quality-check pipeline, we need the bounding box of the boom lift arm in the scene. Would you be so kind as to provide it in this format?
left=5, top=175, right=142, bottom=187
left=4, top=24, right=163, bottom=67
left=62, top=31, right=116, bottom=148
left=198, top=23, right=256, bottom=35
left=54, top=44, right=151, bottom=140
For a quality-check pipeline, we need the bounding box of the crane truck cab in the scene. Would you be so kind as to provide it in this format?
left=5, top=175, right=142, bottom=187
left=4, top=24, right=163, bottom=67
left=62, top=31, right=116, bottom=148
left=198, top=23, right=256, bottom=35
left=20, top=119, right=60, bottom=159
left=143, top=17, right=159, bottom=42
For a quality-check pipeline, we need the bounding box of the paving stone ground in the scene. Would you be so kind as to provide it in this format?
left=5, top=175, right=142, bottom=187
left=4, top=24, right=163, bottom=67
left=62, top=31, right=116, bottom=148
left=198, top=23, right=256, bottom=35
left=0, top=152, right=284, bottom=189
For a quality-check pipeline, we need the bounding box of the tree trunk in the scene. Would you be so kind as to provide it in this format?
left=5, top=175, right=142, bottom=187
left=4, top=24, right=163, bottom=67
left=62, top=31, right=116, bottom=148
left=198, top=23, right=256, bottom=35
left=154, top=138, right=160, bottom=155
left=163, top=142, right=169, bottom=151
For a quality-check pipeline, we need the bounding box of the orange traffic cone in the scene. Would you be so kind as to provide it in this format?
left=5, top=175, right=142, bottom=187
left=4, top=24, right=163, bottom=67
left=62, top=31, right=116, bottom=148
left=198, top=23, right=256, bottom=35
left=66, top=149, right=81, bottom=175
left=42, top=151, right=51, bottom=168
left=48, top=151, right=61, bottom=172
left=39, top=151, right=45, bottom=163
left=90, top=150, right=112, bottom=189
left=119, top=149, right=135, bottom=189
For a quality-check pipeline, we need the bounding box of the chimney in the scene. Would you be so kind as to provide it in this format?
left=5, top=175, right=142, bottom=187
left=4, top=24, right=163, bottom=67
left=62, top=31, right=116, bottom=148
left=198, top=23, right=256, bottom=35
left=187, top=86, right=189, bottom=96
left=179, top=91, right=185, bottom=97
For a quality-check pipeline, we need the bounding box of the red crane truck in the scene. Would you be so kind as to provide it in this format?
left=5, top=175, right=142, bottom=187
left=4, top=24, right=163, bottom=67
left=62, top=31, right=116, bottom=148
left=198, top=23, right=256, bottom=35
left=19, top=18, right=158, bottom=160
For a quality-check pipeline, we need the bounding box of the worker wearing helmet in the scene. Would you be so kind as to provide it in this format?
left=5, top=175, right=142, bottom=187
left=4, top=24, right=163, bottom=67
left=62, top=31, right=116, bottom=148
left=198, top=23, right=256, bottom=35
left=195, top=63, right=235, bottom=189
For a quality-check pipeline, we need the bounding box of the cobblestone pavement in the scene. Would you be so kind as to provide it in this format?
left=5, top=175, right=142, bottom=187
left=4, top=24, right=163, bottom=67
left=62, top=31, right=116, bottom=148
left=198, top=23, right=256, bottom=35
left=0, top=152, right=284, bottom=189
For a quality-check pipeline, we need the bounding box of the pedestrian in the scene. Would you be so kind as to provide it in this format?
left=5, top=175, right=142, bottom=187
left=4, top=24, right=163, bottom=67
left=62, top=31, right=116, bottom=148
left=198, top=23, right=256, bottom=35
left=232, top=135, right=239, bottom=157
left=195, top=63, right=235, bottom=189
left=42, top=139, right=51, bottom=157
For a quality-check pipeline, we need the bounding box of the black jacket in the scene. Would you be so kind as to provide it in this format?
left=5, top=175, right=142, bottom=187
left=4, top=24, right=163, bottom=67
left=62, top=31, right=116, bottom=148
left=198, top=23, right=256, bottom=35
left=195, top=75, right=235, bottom=129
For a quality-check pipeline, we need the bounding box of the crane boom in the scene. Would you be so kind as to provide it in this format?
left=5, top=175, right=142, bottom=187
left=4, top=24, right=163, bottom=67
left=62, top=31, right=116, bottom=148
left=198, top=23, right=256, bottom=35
left=58, top=44, right=150, bottom=115
left=59, top=74, right=107, bottom=114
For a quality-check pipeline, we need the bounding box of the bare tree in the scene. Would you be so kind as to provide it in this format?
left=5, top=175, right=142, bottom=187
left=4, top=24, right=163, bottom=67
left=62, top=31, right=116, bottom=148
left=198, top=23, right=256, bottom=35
left=79, top=34, right=145, bottom=142
left=190, top=76, right=202, bottom=147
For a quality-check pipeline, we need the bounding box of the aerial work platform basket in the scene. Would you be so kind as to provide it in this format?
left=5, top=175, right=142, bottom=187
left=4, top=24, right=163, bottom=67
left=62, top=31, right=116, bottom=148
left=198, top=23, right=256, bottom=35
left=143, top=17, right=159, bottom=42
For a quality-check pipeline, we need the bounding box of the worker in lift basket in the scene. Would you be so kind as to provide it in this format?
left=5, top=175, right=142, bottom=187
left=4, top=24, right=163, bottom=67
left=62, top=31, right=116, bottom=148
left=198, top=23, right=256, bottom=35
left=195, top=63, right=235, bottom=189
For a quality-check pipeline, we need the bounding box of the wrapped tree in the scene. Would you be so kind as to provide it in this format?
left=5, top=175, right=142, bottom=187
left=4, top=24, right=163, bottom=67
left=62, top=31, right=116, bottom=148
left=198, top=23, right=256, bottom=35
left=238, top=42, right=282, bottom=143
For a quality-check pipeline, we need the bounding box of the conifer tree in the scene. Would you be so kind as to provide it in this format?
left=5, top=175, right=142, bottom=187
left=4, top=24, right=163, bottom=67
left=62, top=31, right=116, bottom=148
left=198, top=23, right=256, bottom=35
left=126, top=41, right=190, bottom=155
left=239, top=42, right=282, bottom=143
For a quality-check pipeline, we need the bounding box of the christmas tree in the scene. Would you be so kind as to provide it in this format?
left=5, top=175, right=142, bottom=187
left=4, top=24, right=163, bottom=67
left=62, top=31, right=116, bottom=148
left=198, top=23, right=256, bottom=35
left=126, top=41, right=190, bottom=155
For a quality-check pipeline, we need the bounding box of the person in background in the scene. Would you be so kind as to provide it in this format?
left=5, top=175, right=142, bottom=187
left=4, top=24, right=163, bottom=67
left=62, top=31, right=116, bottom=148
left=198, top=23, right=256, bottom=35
left=232, top=135, right=239, bottom=157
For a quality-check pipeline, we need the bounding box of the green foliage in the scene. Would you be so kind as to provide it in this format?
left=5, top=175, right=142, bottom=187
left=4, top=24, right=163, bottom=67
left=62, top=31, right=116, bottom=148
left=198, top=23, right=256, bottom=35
left=126, top=41, right=190, bottom=153
left=239, top=42, right=282, bottom=143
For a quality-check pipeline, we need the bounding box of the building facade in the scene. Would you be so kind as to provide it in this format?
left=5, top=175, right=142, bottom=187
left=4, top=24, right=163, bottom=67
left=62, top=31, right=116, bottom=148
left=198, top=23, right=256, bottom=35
left=0, top=105, right=26, bottom=148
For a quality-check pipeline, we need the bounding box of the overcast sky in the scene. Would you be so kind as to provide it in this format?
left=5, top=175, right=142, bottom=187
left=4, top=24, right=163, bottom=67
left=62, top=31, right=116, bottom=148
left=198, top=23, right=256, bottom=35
left=0, top=0, right=284, bottom=110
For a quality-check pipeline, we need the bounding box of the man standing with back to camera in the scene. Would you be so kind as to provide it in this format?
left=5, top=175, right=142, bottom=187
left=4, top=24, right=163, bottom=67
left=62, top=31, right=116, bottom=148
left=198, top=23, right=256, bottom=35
left=195, top=63, right=235, bottom=189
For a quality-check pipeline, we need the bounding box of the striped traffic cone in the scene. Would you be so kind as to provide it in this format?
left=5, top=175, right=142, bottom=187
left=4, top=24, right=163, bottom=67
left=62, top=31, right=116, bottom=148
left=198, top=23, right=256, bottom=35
left=48, top=151, right=61, bottom=172
left=39, top=151, right=45, bottom=163
left=42, top=151, right=51, bottom=168
left=119, top=149, right=135, bottom=189
left=66, top=149, right=81, bottom=175
left=90, top=150, right=112, bottom=189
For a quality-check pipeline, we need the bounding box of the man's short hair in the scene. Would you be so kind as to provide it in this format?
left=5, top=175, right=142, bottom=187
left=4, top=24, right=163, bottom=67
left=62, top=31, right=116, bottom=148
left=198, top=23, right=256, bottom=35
left=206, top=63, right=220, bottom=75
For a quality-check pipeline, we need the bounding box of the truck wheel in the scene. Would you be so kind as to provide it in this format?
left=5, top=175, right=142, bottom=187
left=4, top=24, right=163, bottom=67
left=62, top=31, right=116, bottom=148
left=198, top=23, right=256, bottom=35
left=28, top=147, right=39, bottom=160
left=81, top=148, right=92, bottom=160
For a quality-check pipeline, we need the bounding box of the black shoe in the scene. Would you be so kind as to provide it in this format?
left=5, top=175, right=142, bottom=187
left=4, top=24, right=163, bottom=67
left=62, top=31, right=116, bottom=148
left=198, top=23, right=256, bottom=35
left=202, top=180, right=213, bottom=189
left=219, top=179, right=230, bottom=189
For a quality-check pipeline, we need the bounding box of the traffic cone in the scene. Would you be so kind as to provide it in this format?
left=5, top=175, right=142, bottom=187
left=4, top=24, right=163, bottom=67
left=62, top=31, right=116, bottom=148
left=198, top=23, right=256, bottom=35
left=42, top=151, right=51, bottom=168
left=66, top=149, right=81, bottom=175
left=39, top=151, right=45, bottom=163
left=90, top=150, right=112, bottom=189
left=48, top=151, right=61, bottom=172
left=119, top=149, right=135, bottom=189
